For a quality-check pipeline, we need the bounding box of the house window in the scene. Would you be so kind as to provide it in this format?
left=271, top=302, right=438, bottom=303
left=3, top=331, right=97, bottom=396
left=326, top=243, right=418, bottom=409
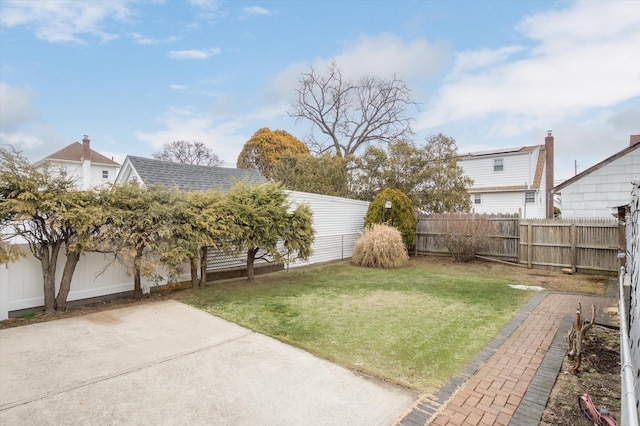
left=102, top=170, right=109, bottom=179
left=525, top=191, right=535, bottom=203
left=474, top=193, right=482, bottom=205
left=493, top=158, right=504, bottom=172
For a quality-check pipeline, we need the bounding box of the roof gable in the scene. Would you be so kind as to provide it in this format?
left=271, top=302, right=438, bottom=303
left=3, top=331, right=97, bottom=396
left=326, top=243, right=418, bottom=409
left=120, top=156, right=267, bottom=191
left=553, top=141, right=640, bottom=193
left=40, top=142, right=120, bottom=166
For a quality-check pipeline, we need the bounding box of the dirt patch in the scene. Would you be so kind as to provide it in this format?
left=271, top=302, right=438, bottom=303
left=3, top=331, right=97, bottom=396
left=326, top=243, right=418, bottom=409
left=409, top=255, right=611, bottom=294
left=541, top=325, right=621, bottom=426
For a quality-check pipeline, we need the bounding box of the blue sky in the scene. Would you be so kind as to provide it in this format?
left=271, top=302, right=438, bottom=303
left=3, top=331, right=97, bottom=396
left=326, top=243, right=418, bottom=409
left=1, top=0, right=639, bottom=183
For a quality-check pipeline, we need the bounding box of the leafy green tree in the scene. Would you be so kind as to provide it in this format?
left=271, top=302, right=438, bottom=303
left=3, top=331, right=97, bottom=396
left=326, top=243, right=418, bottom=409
left=98, top=183, right=184, bottom=298
left=353, top=136, right=471, bottom=213
left=272, top=152, right=351, bottom=197
left=180, top=190, right=227, bottom=288
left=420, top=134, right=472, bottom=213
left=221, top=182, right=314, bottom=282
left=237, top=128, right=310, bottom=179
left=289, top=60, right=417, bottom=156
left=352, top=141, right=426, bottom=201
left=350, top=146, right=387, bottom=201
left=364, top=188, right=417, bottom=248
left=0, top=242, right=23, bottom=265
left=0, top=145, right=98, bottom=312
left=153, top=140, right=222, bottom=166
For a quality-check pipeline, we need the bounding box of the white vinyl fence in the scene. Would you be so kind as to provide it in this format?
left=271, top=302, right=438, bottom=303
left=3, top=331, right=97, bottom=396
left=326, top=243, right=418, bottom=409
left=0, top=191, right=369, bottom=319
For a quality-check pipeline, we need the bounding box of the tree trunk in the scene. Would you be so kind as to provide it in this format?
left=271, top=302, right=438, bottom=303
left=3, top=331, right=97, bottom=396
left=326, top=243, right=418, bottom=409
left=199, top=246, right=208, bottom=288
left=55, top=250, right=80, bottom=311
left=190, top=257, right=198, bottom=289
left=133, top=247, right=143, bottom=299
left=39, top=243, right=61, bottom=313
left=246, top=247, right=258, bottom=282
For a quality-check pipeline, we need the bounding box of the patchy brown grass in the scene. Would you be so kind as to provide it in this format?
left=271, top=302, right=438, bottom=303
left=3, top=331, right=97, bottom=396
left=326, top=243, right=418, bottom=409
left=410, top=255, right=610, bottom=294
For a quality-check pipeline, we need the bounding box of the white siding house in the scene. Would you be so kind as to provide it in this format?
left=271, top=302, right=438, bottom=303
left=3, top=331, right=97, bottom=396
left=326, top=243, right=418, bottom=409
left=458, top=132, right=555, bottom=219
left=34, top=135, right=120, bottom=190
left=552, top=136, right=640, bottom=218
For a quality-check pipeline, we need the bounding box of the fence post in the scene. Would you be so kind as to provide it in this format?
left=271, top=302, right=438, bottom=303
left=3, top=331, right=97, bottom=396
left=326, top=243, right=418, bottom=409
left=0, top=263, right=8, bottom=320
left=618, top=206, right=627, bottom=271
left=527, top=222, right=533, bottom=269
left=571, top=223, right=577, bottom=272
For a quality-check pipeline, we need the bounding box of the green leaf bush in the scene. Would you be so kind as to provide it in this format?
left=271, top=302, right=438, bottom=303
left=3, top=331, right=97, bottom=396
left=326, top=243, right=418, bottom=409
left=364, top=188, right=417, bottom=249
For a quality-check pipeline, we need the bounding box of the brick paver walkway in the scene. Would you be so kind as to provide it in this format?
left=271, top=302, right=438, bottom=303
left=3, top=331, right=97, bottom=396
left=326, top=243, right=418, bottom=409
left=395, top=291, right=618, bottom=426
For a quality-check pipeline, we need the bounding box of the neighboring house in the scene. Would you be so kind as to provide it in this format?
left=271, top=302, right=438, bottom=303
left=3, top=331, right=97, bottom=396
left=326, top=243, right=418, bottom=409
left=115, top=155, right=266, bottom=190
left=552, top=135, right=640, bottom=218
left=458, top=132, right=555, bottom=219
left=34, top=135, right=120, bottom=190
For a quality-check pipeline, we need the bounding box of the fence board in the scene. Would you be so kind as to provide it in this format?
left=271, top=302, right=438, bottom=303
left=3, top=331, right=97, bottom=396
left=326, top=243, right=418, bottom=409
left=416, top=214, right=618, bottom=273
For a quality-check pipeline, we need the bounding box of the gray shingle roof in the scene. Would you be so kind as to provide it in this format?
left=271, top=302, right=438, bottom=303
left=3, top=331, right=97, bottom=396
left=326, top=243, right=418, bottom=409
left=126, top=156, right=267, bottom=191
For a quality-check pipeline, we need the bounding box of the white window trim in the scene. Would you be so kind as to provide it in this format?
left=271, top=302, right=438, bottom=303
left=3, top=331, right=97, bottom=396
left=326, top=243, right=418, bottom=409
left=525, top=191, right=536, bottom=203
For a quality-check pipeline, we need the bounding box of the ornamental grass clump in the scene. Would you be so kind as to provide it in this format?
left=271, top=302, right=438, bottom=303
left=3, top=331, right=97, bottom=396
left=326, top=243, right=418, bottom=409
left=352, top=224, right=408, bottom=269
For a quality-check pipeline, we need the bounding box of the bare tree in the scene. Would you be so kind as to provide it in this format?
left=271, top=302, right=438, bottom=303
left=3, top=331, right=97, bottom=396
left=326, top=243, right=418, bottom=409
left=153, top=141, right=223, bottom=166
left=289, top=61, right=417, bottom=157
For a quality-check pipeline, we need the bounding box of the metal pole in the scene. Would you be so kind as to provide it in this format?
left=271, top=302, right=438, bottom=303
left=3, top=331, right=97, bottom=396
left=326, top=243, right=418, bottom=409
left=619, top=266, right=639, bottom=426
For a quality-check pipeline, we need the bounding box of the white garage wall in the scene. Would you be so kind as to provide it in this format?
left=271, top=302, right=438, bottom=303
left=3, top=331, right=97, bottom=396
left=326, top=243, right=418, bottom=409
left=286, top=191, right=369, bottom=267
left=0, top=192, right=370, bottom=319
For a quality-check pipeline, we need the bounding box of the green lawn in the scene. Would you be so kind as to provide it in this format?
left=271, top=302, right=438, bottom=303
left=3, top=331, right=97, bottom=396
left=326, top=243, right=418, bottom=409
left=176, top=258, right=534, bottom=392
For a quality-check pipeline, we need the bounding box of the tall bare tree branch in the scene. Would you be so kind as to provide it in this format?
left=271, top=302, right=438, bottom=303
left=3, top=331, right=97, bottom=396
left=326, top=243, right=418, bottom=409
left=289, top=61, right=418, bottom=157
left=153, top=141, right=222, bottom=166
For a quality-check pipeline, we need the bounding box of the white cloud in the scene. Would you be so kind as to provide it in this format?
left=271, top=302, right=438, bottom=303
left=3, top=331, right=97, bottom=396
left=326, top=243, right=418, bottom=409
left=333, top=33, right=445, bottom=83
left=170, top=84, right=187, bottom=90
left=416, top=1, right=640, bottom=131
left=136, top=109, right=246, bottom=164
left=0, top=82, right=66, bottom=157
left=135, top=100, right=297, bottom=165
left=0, top=0, right=132, bottom=43
left=0, top=82, right=37, bottom=131
left=168, top=48, right=221, bottom=59
left=243, top=6, right=271, bottom=16
left=269, top=33, right=446, bottom=105
left=0, top=131, right=43, bottom=150
left=452, top=46, right=524, bottom=75
left=131, top=32, right=178, bottom=45
left=189, top=0, right=225, bottom=22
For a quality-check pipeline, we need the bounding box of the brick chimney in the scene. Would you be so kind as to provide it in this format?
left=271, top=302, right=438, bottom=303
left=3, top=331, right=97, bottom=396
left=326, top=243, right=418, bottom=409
left=631, top=134, right=640, bottom=146
left=82, top=135, right=91, bottom=160
left=545, top=131, right=554, bottom=219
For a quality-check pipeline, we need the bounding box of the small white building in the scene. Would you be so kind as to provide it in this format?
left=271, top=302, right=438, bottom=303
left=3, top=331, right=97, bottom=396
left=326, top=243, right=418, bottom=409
left=458, top=132, right=555, bottom=219
left=34, top=135, right=120, bottom=190
left=286, top=191, right=369, bottom=267
left=552, top=135, right=640, bottom=218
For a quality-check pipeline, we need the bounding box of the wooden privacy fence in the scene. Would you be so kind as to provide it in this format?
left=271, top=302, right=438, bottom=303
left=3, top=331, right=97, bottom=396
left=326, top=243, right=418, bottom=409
left=415, top=213, right=519, bottom=262
left=416, top=214, right=619, bottom=273
left=519, top=218, right=618, bottom=273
